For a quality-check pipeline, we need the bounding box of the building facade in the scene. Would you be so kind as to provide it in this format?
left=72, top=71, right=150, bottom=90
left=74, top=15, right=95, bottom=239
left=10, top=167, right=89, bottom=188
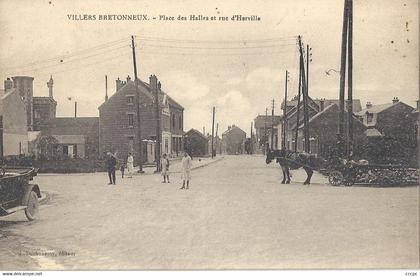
left=221, top=125, right=246, bottom=155
left=99, top=75, right=184, bottom=164
left=184, top=129, right=208, bottom=157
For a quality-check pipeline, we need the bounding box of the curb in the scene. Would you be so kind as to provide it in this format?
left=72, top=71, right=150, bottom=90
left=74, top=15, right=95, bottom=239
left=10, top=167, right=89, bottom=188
left=191, top=156, right=224, bottom=171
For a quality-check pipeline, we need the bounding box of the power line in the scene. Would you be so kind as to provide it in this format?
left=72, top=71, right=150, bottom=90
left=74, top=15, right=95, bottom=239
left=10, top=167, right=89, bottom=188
left=136, top=35, right=298, bottom=44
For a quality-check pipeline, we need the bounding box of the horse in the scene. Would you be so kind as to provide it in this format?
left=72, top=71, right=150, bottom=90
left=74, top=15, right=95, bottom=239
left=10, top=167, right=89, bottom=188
left=265, top=148, right=318, bottom=185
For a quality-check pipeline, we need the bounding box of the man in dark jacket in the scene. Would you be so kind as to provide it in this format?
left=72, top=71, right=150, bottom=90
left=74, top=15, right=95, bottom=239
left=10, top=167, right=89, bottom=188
left=106, top=152, right=117, bottom=185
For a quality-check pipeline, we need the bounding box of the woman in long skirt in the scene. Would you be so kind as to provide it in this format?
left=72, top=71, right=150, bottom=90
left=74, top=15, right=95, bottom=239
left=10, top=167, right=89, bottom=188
left=127, top=152, right=134, bottom=178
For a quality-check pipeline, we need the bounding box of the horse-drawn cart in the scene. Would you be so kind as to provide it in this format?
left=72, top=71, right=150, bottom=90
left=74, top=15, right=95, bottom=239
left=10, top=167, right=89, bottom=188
left=0, top=167, right=41, bottom=220
left=323, top=161, right=418, bottom=187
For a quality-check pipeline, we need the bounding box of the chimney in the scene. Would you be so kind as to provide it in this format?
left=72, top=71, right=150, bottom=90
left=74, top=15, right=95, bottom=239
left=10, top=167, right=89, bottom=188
left=149, top=74, right=158, bottom=92
left=319, top=98, right=325, bottom=111
left=392, top=97, right=399, bottom=104
left=105, top=75, right=108, bottom=101
left=116, top=77, right=123, bottom=92
left=4, top=78, right=13, bottom=91
left=366, top=102, right=372, bottom=109
left=47, top=75, right=54, bottom=98
left=417, top=100, right=419, bottom=110
left=126, top=75, right=131, bottom=82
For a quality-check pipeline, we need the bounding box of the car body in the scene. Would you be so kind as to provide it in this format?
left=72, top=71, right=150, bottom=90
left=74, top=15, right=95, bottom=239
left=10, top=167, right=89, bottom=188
left=0, top=167, right=41, bottom=220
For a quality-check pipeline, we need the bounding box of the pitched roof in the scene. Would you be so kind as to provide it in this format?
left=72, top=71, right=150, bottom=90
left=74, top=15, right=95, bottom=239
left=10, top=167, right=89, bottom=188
left=254, top=115, right=282, bottom=128
left=222, top=125, right=246, bottom=136
left=185, top=128, right=208, bottom=140
left=355, top=103, right=394, bottom=116
left=42, top=117, right=99, bottom=135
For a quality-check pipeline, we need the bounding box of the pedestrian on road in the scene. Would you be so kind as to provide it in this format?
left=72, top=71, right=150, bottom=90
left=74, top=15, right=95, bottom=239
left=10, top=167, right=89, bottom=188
left=127, top=152, right=134, bottom=178
left=106, top=152, right=117, bottom=185
left=120, top=163, right=125, bottom=178
left=161, top=153, right=170, bottom=183
left=180, top=152, right=192, bottom=190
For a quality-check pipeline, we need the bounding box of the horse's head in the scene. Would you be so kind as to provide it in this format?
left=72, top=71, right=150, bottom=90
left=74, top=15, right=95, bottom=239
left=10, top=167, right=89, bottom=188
left=265, top=149, right=274, bottom=164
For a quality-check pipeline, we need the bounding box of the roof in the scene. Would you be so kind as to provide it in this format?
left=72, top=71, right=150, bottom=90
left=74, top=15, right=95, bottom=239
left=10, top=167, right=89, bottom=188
left=365, top=128, right=383, bottom=137
left=42, top=117, right=99, bottom=135
left=222, top=125, right=246, bottom=136
left=99, top=79, right=184, bottom=110
left=254, top=115, right=282, bottom=128
left=33, top=96, right=57, bottom=104
left=185, top=128, right=208, bottom=140
left=355, top=103, right=394, bottom=116
left=284, top=98, right=362, bottom=113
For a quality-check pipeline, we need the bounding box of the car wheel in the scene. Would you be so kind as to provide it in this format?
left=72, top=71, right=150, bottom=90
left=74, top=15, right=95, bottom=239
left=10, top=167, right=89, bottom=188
left=24, top=191, right=39, bottom=221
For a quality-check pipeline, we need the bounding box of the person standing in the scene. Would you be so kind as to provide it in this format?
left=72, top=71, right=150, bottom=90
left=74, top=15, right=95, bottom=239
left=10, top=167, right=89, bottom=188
left=161, top=153, right=170, bottom=183
left=180, top=152, right=192, bottom=190
left=127, top=152, right=134, bottom=178
left=106, top=152, right=117, bottom=185
left=120, top=162, right=125, bottom=178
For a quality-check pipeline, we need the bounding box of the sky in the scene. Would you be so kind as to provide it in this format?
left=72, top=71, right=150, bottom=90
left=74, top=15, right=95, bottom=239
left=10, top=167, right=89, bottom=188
left=0, top=0, right=418, bottom=136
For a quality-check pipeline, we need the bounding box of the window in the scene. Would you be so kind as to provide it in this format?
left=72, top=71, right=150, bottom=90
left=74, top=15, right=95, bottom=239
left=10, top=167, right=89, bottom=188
left=127, top=96, right=134, bottom=105
left=366, top=112, right=373, bottom=124
left=128, top=114, right=134, bottom=127
left=172, top=114, right=175, bottom=129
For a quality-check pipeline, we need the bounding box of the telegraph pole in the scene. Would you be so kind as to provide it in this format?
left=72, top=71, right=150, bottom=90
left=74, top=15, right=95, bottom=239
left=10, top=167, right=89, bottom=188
left=271, top=99, right=275, bottom=150
left=211, top=106, right=215, bottom=158
left=298, top=36, right=310, bottom=153
left=264, top=107, right=268, bottom=152
left=282, top=70, right=289, bottom=149
left=105, top=75, right=108, bottom=101
left=155, top=80, right=162, bottom=172
left=131, top=35, right=144, bottom=173
left=74, top=101, right=77, bottom=118
left=339, top=0, right=349, bottom=156
left=250, top=121, right=254, bottom=154
left=347, top=0, right=354, bottom=158
left=215, top=123, right=219, bottom=155
left=294, top=60, right=302, bottom=153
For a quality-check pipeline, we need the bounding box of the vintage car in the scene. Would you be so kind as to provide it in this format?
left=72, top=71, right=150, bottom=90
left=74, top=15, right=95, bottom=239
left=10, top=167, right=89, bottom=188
left=0, top=167, right=41, bottom=221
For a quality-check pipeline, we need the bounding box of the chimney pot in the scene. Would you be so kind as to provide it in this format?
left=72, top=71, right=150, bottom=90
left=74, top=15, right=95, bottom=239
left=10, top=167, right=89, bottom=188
left=126, top=75, right=131, bottom=82
left=392, top=97, right=399, bottom=104
left=366, top=102, right=372, bottom=109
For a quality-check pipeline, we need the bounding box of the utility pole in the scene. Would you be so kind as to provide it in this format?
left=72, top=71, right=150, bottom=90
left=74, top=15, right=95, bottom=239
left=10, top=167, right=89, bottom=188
left=105, top=75, right=108, bottom=101
left=131, top=35, right=144, bottom=173
left=211, top=106, right=215, bottom=158
left=307, top=44, right=312, bottom=101
left=347, top=0, right=354, bottom=158
left=264, top=107, right=268, bottom=152
left=74, top=101, right=77, bottom=118
left=271, top=99, right=275, bottom=150
left=0, top=116, right=3, bottom=163
left=294, top=62, right=302, bottom=153
left=298, top=36, right=310, bottom=153
left=282, top=70, right=289, bottom=149
left=339, top=0, right=349, bottom=157
left=215, top=123, right=219, bottom=155
left=155, top=80, right=162, bottom=172
left=250, top=121, right=254, bottom=154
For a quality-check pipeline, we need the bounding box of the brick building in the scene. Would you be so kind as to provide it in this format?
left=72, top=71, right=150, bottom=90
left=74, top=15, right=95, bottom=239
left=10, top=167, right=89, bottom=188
left=0, top=82, right=29, bottom=156
left=184, top=129, right=208, bottom=157
left=221, top=125, right=246, bottom=155
left=40, top=117, right=99, bottom=159
left=98, top=75, right=184, bottom=165
left=355, top=97, right=417, bottom=165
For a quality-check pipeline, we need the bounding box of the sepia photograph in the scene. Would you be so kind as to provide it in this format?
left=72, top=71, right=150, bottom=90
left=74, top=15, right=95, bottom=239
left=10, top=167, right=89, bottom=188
left=0, top=0, right=418, bottom=273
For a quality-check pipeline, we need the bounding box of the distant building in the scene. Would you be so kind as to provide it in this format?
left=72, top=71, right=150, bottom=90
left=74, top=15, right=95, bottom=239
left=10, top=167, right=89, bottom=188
left=99, top=75, right=184, bottom=164
left=253, top=115, right=282, bottom=151
left=222, top=125, right=246, bottom=155
left=40, top=117, right=99, bottom=159
left=355, top=97, right=417, bottom=165
left=0, top=82, right=29, bottom=156
left=33, top=76, right=57, bottom=131
left=207, top=134, right=222, bottom=155
left=184, top=129, right=208, bottom=157
left=296, top=103, right=367, bottom=158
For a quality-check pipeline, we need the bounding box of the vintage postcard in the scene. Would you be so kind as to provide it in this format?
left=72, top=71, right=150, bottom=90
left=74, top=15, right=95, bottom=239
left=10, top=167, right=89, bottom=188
left=0, top=0, right=418, bottom=272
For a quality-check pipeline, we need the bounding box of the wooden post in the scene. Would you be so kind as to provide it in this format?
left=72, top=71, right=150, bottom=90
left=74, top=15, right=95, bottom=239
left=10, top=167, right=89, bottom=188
left=347, top=0, right=353, bottom=158
left=131, top=35, right=144, bottom=173
left=74, top=101, right=77, bottom=118
left=282, top=70, right=288, bottom=149
left=298, top=36, right=310, bottom=153
left=338, top=0, right=349, bottom=156
left=211, top=107, right=215, bottom=158
left=271, top=99, right=275, bottom=150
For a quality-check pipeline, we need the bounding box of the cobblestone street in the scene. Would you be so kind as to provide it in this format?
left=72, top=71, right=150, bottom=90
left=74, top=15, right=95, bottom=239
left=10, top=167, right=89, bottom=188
left=1, top=155, right=418, bottom=270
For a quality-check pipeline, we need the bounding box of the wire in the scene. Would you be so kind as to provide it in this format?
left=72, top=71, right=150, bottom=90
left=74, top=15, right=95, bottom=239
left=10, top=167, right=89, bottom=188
left=136, top=35, right=298, bottom=44
left=139, top=43, right=296, bottom=50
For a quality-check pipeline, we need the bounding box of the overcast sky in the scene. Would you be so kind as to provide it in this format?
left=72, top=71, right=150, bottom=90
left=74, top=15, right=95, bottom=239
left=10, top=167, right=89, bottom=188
left=0, top=0, right=418, bottom=136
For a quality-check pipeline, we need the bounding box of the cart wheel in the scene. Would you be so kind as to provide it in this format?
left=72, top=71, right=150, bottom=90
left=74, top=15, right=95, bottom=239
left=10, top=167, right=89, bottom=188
left=328, top=170, right=344, bottom=186
left=24, top=191, right=39, bottom=221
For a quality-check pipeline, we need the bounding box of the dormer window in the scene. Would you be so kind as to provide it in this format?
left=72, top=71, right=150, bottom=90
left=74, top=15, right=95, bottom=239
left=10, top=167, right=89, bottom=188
left=366, top=112, right=373, bottom=123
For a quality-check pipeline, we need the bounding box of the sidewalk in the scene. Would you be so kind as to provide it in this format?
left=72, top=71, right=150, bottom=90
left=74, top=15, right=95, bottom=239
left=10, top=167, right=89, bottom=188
left=135, top=155, right=224, bottom=175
